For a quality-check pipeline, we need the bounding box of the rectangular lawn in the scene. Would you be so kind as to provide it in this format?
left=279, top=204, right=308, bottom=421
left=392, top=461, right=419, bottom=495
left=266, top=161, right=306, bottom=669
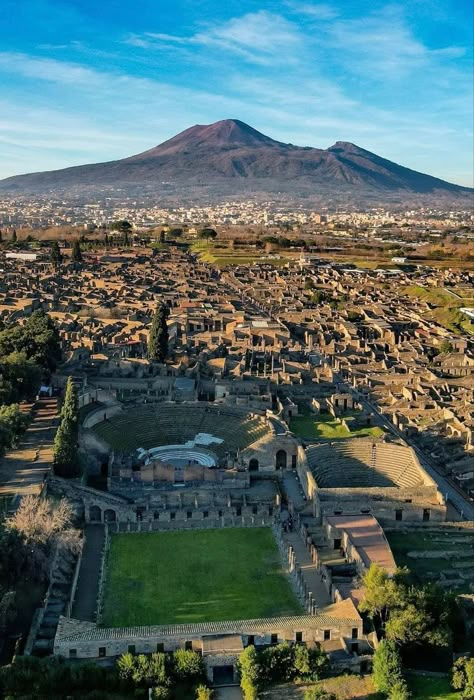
left=101, top=528, right=301, bottom=627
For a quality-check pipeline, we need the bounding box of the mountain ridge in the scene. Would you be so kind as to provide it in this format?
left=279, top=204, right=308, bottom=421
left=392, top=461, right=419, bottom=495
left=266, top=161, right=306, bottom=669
left=1, top=119, right=471, bottom=196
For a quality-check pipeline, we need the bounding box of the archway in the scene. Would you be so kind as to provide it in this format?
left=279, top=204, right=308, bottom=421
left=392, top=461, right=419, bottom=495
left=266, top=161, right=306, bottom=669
left=104, top=509, right=116, bottom=522
left=89, top=505, right=102, bottom=522
left=275, top=449, right=287, bottom=470
left=249, top=458, right=259, bottom=472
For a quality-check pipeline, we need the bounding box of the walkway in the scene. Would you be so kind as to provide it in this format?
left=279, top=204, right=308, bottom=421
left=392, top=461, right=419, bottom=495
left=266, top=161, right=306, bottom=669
left=282, top=471, right=307, bottom=510
left=0, top=397, right=58, bottom=499
left=71, top=525, right=105, bottom=621
left=216, top=688, right=243, bottom=700
left=283, top=530, right=331, bottom=608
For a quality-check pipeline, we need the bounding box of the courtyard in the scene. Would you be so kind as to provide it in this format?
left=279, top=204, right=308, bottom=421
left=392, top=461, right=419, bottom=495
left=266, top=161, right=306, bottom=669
left=101, top=528, right=301, bottom=627
left=290, top=410, right=384, bottom=441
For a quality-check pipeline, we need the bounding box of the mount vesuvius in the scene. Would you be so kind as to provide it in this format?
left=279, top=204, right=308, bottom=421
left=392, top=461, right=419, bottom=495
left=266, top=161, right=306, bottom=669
left=0, top=119, right=471, bottom=197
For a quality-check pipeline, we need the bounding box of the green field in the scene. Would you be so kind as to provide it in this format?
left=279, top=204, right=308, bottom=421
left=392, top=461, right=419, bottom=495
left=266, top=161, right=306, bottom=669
left=101, top=528, right=300, bottom=627
left=401, top=285, right=474, bottom=335
left=190, top=241, right=292, bottom=267
left=290, top=411, right=384, bottom=440
left=407, top=674, right=460, bottom=700
left=385, top=528, right=474, bottom=593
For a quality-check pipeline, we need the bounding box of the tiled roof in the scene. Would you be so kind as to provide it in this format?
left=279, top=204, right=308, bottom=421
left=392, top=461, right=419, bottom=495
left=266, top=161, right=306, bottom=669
left=56, top=601, right=360, bottom=644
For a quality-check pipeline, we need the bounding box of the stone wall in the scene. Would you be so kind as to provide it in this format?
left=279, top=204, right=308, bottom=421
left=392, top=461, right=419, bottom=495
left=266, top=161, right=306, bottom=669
left=315, top=486, right=446, bottom=524
left=54, top=600, right=363, bottom=660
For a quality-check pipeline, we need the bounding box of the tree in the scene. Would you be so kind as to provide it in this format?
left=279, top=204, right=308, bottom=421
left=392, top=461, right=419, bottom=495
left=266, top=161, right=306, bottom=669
left=53, top=377, right=81, bottom=478
left=385, top=585, right=455, bottom=650
left=196, top=685, right=213, bottom=700
left=11, top=230, right=17, bottom=243
left=159, top=230, right=166, bottom=244
left=172, top=649, right=204, bottom=682
left=372, top=639, right=405, bottom=695
left=359, top=564, right=404, bottom=629
left=0, top=311, right=61, bottom=376
left=198, top=228, right=217, bottom=240
left=0, top=404, right=29, bottom=451
left=0, top=351, right=42, bottom=402
left=71, top=240, right=83, bottom=263
left=238, top=645, right=260, bottom=699
left=439, top=340, right=453, bottom=354
left=452, top=656, right=474, bottom=699
left=6, top=495, right=80, bottom=553
left=111, top=220, right=132, bottom=233
left=148, top=303, right=169, bottom=362
left=50, top=241, right=62, bottom=268
left=389, top=679, right=411, bottom=700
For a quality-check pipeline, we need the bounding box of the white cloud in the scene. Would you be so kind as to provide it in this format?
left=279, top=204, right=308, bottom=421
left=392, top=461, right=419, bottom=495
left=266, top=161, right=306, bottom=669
left=123, top=11, right=302, bottom=65
left=321, top=7, right=467, bottom=79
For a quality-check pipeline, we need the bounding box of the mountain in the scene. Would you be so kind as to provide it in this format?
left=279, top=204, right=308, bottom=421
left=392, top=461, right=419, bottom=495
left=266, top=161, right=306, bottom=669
left=0, top=119, right=471, bottom=197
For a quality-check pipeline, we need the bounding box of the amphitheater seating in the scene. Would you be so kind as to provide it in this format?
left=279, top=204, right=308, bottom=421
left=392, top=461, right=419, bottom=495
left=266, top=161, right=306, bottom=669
left=306, top=439, right=426, bottom=489
left=92, top=403, right=271, bottom=458
left=144, top=447, right=216, bottom=467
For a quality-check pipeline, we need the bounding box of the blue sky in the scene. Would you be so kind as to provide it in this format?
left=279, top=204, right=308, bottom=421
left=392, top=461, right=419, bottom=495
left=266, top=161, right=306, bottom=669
left=1, top=0, right=473, bottom=185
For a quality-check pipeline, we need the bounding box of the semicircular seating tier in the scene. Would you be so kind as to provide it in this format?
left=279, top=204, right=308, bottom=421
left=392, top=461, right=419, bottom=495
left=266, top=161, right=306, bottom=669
left=305, top=439, right=428, bottom=489
left=92, top=403, right=271, bottom=458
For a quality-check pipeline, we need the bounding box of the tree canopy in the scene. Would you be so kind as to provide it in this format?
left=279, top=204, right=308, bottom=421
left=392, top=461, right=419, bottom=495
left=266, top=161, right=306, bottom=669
left=71, top=239, right=83, bottom=263
left=0, top=310, right=61, bottom=376
left=53, top=377, right=81, bottom=478
left=147, top=303, right=169, bottom=362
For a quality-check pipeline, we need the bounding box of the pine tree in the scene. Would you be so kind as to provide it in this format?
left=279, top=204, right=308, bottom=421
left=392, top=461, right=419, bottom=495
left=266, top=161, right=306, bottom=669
left=104, top=233, right=109, bottom=248
left=11, top=230, right=17, bottom=243
left=372, top=639, right=405, bottom=695
left=147, top=303, right=169, bottom=362
left=53, top=377, right=80, bottom=478
left=50, top=241, right=62, bottom=269
left=71, top=240, right=83, bottom=263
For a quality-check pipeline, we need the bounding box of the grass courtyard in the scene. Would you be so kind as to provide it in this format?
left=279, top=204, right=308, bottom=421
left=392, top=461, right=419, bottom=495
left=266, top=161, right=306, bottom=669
left=290, top=410, right=384, bottom=441
left=385, top=528, right=474, bottom=594
left=101, top=528, right=301, bottom=627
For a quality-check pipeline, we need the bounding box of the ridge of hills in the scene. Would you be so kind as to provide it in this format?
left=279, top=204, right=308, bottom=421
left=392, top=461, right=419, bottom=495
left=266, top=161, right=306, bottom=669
left=1, top=119, right=471, bottom=200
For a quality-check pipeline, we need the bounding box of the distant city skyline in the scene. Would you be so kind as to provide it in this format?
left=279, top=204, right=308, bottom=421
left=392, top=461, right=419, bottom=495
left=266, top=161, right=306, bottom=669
left=0, top=0, right=473, bottom=186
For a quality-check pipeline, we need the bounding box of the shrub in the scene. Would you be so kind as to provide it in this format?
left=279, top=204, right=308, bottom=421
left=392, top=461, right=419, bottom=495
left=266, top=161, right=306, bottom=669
left=172, top=649, right=204, bottom=682
left=452, top=656, right=474, bottom=699
left=196, top=684, right=213, bottom=700
left=303, top=687, right=336, bottom=700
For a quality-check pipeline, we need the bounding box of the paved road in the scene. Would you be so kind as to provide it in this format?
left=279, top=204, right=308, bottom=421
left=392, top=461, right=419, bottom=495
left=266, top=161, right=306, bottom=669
left=71, top=525, right=105, bottom=621
left=0, top=397, right=58, bottom=500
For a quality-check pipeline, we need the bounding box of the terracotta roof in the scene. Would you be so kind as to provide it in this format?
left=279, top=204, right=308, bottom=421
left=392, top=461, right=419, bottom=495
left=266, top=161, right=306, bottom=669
left=55, top=600, right=361, bottom=644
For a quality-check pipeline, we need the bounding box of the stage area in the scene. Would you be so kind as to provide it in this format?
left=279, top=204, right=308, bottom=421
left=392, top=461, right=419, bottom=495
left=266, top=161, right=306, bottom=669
left=137, top=445, right=218, bottom=468
left=101, top=528, right=301, bottom=627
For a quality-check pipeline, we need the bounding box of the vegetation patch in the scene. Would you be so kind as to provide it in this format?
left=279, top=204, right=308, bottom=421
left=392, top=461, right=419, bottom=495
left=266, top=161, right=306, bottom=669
left=406, top=673, right=460, bottom=700
left=102, top=528, right=300, bottom=626
left=385, top=529, right=474, bottom=593
left=290, top=410, right=384, bottom=440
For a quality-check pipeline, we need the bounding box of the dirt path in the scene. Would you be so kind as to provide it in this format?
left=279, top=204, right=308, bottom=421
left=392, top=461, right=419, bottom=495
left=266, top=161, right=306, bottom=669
left=0, top=397, right=58, bottom=499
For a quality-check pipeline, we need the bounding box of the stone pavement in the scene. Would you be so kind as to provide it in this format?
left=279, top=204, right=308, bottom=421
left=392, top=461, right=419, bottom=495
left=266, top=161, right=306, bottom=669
left=216, top=687, right=243, bottom=700
left=0, top=397, right=58, bottom=500
left=71, top=525, right=105, bottom=621
left=283, top=530, right=331, bottom=609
